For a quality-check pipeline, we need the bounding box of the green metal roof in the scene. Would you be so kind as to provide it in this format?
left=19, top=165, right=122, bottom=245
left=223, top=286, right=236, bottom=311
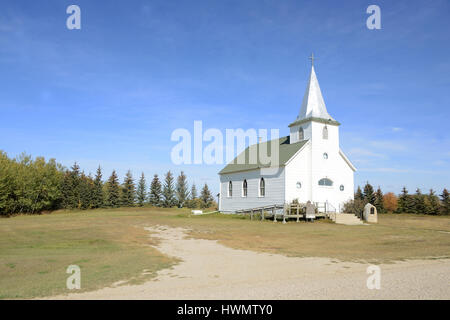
left=218, top=136, right=308, bottom=175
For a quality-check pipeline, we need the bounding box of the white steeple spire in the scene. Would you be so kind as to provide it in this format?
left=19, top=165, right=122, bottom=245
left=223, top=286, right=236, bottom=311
left=297, top=63, right=335, bottom=121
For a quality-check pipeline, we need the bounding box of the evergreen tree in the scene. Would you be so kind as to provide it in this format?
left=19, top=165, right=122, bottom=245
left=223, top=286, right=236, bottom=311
left=72, top=162, right=82, bottom=209
left=120, top=170, right=136, bottom=206
left=175, top=171, right=189, bottom=207
left=186, top=183, right=199, bottom=209
left=106, top=170, right=120, bottom=207
left=363, top=182, right=375, bottom=204
left=79, top=172, right=94, bottom=210
left=200, top=183, right=214, bottom=209
left=412, top=188, right=425, bottom=214
left=93, top=166, right=104, bottom=208
left=61, top=171, right=73, bottom=209
left=61, top=162, right=81, bottom=209
left=374, top=186, right=385, bottom=213
left=191, top=183, right=198, bottom=200
left=136, top=172, right=147, bottom=207
left=397, top=187, right=414, bottom=213
left=397, top=187, right=407, bottom=213
left=440, top=188, right=450, bottom=215
left=424, top=189, right=440, bottom=215
left=355, top=186, right=364, bottom=201
left=162, top=171, right=176, bottom=207
left=149, top=174, right=162, bottom=206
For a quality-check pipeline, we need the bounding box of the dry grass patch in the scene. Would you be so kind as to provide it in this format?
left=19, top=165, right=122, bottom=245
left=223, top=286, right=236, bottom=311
left=0, top=209, right=176, bottom=299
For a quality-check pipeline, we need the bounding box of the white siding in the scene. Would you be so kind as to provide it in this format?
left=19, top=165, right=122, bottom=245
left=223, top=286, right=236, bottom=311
left=285, top=142, right=311, bottom=203
left=285, top=122, right=355, bottom=212
left=289, top=121, right=312, bottom=144
left=219, top=168, right=285, bottom=212
left=309, top=122, right=353, bottom=212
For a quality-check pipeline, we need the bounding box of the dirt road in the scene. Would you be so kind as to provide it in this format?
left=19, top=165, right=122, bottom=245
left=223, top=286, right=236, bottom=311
left=49, top=225, right=450, bottom=299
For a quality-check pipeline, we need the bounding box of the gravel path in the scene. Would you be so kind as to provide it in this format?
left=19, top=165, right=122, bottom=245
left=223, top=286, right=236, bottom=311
left=49, top=225, right=450, bottom=300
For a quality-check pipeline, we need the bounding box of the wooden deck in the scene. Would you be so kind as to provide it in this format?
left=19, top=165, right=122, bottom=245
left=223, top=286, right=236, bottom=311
left=235, top=204, right=327, bottom=223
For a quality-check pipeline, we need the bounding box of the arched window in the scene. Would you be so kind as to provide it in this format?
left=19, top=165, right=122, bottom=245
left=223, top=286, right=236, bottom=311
left=228, top=181, right=232, bottom=197
left=318, top=178, right=333, bottom=186
left=298, top=127, right=304, bottom=140
left=242, top=179, right=248, bottom=197
left=323, top=126, right=328, bottom=140
left=259, top=178, right=265, bottom=197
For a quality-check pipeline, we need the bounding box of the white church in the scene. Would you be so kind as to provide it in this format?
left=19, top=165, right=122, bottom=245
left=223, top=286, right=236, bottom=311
left=218, top=62, right=356, bottom=213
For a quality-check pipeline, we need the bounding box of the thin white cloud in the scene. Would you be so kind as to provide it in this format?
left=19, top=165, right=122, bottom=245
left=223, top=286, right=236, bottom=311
left=359, top=167, right=446, bottom=174
left=358, top=167, right=409, bottom=173
left=432, top=160, right=447, bottom=166
left=348, top=148, right=386, bottom=159
left=369, top=140, right=408, bottom=152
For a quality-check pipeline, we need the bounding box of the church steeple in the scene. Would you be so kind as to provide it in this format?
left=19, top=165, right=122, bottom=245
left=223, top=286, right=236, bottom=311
left=297, top=60, right=335, bottom=122
left=288, top=57, right=340, bottom=144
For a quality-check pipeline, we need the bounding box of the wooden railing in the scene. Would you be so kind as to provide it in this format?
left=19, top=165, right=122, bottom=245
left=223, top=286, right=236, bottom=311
left=235, top=204, right=284, bottom=222
left=235, top=203, right=326, bottom=223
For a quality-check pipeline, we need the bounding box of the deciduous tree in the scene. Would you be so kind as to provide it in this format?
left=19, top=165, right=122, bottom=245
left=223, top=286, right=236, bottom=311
left=383, top=192, right=398, bottom=213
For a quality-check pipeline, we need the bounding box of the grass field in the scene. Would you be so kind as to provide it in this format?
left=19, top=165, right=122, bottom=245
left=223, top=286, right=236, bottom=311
left=1, top=207, right=449, bottom=299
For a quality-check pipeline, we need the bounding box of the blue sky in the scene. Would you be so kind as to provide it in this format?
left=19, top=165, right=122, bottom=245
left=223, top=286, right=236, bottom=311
left=1, top=0, right=449, bottom=195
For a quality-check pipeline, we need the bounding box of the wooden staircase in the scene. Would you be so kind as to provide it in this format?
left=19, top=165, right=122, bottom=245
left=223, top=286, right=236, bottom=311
left=329, top=213, right=364, bottom=225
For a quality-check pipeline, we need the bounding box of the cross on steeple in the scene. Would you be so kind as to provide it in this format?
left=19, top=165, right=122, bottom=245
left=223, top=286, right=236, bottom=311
left=296, top=54, right=335, bottom=122
left=309, top=52, right=317, bottom=66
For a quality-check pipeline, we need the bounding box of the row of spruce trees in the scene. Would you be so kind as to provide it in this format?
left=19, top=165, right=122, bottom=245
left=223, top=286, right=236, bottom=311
left=344, top=182, right=449, bottom=216
left=62, top=164, right=215, bottom=210
left=0, top=151, right=215, bottom=216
